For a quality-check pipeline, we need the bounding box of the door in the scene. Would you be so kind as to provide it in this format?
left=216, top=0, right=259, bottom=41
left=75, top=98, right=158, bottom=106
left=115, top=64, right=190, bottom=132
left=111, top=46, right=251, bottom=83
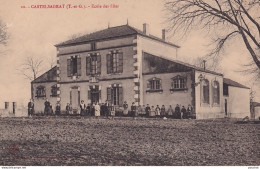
left=90, top=88, right=100, bottom=105
left=225, top=99, right=227, bottom=116
left=71, top=88, right=80, bottom=113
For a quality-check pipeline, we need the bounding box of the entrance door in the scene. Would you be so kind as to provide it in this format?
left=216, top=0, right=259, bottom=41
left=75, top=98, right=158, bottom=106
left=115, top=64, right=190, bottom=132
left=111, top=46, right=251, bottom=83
left=90, top=88, right=100, bottom=105
left=71, top=88, right=80, bottom=113
left=225, top=99, right=228, bottom=116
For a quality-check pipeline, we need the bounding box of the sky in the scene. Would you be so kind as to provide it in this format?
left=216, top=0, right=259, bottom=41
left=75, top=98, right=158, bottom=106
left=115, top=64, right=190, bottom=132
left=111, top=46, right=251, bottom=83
left=0, top=0, right=259, bottom=108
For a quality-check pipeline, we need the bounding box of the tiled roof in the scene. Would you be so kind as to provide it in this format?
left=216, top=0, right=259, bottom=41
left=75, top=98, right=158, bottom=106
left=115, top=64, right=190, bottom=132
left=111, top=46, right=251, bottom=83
left=149, top=53, right=223, bottom=76
left=223, top=78, right=250, bottom=89
left=55, top=24, right=180, bottom=48
left=31, top=66, right=57, bottom=83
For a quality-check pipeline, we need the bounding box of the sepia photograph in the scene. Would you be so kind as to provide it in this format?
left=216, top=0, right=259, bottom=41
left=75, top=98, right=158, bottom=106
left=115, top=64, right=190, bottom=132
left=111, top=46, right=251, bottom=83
left=0, top=0, right=259, bottom=167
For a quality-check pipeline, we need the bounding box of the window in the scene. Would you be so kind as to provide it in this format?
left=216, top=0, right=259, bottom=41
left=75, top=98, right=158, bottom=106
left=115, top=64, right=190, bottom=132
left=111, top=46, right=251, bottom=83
left=36, top=86, right=46, bottom=98
left=147, top=77, right=162, bottom=93
left=202, top=79, right=210, bottom=104
left=91, top=42, right=96, bottom=51
left=107, top=84, right=123, bottom=106
left=223, top=83, right=229, bottom=96
left=212, top=80, right=220, bottom=105
left=107, top=50, right=123, bottom=74
left=67, top=55, right=81, bottom=77
left=171, top=75, right=187, bottom=91
left=86, top=53, right=101, bottom=75
left=51, top=85, right=58, bottom=97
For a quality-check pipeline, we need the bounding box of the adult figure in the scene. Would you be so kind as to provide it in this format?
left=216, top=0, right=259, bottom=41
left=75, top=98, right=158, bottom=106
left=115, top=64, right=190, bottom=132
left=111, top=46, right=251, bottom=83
left=86, top=104, right=91, bottom=116
left=80, top=100, right=86, bottom=116
left=187, top=104, right=193, bottom=119
left=181, top=106, right=187, bottom=119
left=104, top=102, right=110, bottom=118
left=174, top=104, right=180, bottom=119
left=123, top=101, right=129, bottom=116
left=155, top=105, right=161, bottom=118
left=167, top=105, right=174, bottom=118
left=94, top=102, right=100, bottom=117
left=110, top=104, right=115, bottom=119
left=150, top=106, right=155, bottom=117
left=145, top=104, right=151, bottom=117
left=55, top=102, right=61, bottom=116
left=44, top=99, right=50, bottom=115
left=161, top=105, right=166, bottom=117
left=66, top=103, right=70, bottom=115
left=131, top=102, right=137, bottom=119
left=100, top=103, right=105, bottom=116
left=91, top=104, right=95, bottom=116
left=28, top=99, right=34, bottom=117
left=49, top=104, right=54, bottom=115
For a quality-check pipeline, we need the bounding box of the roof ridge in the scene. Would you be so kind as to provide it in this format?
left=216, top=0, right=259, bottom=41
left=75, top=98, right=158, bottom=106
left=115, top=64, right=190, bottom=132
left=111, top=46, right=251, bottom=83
left=55, top=24, right=136, bottom=47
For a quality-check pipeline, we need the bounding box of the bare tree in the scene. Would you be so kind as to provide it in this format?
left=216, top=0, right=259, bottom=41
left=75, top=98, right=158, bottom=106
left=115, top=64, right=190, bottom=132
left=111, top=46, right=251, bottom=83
left=164, top=0, right=260, bottom=71
left=47, top=55, right=56, bottom=69
left=18, top=56, right=44, bottom=81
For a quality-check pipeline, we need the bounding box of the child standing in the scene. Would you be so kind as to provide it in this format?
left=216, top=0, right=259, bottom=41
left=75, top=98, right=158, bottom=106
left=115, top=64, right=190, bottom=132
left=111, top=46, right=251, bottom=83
left=155, top=105, right=161, bottom=118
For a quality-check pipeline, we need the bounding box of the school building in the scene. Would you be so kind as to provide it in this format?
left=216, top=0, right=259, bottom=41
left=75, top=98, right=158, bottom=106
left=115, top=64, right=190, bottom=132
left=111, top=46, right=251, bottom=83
left=31, top=23, right=250, bottom=119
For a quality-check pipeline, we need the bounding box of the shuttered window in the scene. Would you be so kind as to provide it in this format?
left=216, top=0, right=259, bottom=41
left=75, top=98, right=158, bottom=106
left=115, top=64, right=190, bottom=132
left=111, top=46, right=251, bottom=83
left=86, top=53, right=101, bottom=75
left=106, top=51, right=123, bottom=74
left=67, top=55, right=81, bottom=77
left=107, top=84, right=123, bottom=106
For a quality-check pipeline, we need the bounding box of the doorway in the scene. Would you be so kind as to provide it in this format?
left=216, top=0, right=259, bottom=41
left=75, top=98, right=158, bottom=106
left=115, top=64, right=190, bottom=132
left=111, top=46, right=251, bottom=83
left=70, top=87, right=80, bottom=113
left=89, top=85, right=100, bottom=105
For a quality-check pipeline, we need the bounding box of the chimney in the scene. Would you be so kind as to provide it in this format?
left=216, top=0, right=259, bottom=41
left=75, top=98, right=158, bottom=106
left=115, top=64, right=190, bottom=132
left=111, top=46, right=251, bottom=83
left=162, top=29, right=166, bottom=41
left=143, top=23, right=150, bottom=35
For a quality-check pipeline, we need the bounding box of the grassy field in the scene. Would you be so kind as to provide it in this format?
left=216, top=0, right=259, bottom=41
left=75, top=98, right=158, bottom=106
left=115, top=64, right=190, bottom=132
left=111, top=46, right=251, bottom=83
left=0, top=116, right=259, bottom=166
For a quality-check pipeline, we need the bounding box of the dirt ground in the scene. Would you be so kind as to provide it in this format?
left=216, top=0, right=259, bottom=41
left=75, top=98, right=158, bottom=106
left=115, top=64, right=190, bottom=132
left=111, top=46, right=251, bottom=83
left=0, top=116, right=259, bottom=166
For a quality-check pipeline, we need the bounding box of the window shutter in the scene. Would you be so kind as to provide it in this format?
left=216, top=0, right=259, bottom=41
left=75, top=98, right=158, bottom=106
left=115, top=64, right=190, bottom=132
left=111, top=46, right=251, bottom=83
left=119, top=87, right=123, bottom=106
left=88, top=90, right=91, bottom=100
left=107, top=87, right=111, bottom=105
left=160, top=79, right=162, bottom=89
left=118, top=52, right=123, bottom=73
left=77, top=57, right=81, bottom=76
left=86, top=56, right=90, bottom=75
left=106, top=54, right=111, bottom=74
left=97, top=54, right=101, bottom=74
left=67, top=59, right=71, bottom=77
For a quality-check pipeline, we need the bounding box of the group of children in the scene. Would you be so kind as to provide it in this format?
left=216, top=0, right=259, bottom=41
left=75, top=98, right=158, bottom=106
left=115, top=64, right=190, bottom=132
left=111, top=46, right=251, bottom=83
left=126, top=102, right=194, bottom=119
